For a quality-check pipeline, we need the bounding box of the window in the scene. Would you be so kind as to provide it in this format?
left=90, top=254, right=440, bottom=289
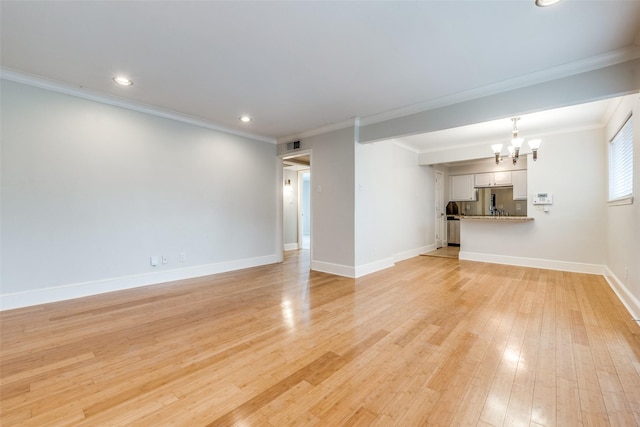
left=608, top=114, right=633, bottom=204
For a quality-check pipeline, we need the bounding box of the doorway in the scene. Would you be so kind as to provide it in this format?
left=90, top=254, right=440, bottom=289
left=283, top=154, right=311, bottom=253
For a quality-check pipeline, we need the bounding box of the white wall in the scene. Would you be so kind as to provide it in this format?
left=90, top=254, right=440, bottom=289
left=460, top=126, right=607, bottom=269
left=354, top=140, right=432, bottom=275
left=1, top=80, right=278, bottom=308
left=354, top=141, right=395, bottom=270
left=301, top=173, right=311, bottom=236
left=605, top=94, right=640, bottom=318
left=277, top=127, right=356, bottom=274
left=391, top=144, right=434, bottom=258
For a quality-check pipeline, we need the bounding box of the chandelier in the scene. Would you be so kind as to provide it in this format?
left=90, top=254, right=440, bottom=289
left=491, top=117, right=541, bottom=165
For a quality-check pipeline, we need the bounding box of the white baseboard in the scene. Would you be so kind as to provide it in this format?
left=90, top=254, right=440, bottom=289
left=0, top=254, right=278, bottom=311
left=311, top=260, right=356, bottom=278
left=458, top=251, right=606, bottom=275
left=394, top=245, right=435, bottom=262
left=312, top=257, right=395, bottom=279
left=604, top=267, right=640, bottom=321
left=284, top=243, right=299, bottom=251
left=312, top=245, right=433, bottom=279
left=354, top=257, right=395, bottom=278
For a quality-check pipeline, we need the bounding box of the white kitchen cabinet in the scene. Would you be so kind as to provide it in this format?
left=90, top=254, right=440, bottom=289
left=450, top=174, right=476, bottom=201
left=512, top=170, right=527, bottom=200
left=494, top=171, right=512, bottom=186
left=475, top=172, right=512, bottom=187
left=474, top=173, right=493, bottom=187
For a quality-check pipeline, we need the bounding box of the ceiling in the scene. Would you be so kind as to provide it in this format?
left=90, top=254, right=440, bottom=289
left=1, top=1, right=640, bottom=143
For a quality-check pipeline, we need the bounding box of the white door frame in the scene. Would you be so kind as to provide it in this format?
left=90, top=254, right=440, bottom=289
left=279, top=150, right=313, bottom=261
left=298, top=169, right=311, bottom=250
left=435, top=170, right=445, bottom=248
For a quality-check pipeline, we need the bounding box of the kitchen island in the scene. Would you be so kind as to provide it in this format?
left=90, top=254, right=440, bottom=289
left=458, top=214, right=538, bottom=266
left=459, top=215, right=534, bottom=222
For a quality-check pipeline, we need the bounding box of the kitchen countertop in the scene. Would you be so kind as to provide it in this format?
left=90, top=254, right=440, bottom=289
left=458, top=215, right=534, bottom=221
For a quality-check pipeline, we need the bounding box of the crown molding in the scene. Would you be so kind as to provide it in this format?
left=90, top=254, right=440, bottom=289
left=390, top=139, right=421, bottom=154
left=0, top=68, right=277, bottom=144
left=276, top=117, right=356, bottom=145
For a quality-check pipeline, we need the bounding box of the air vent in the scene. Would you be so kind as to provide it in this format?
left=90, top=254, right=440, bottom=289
left=286, top=141, right=301, bottom=151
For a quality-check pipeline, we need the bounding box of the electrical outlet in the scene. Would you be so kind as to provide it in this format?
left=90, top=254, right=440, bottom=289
left=179, top=252, right=186, bottom=262
left=150, top=256, right=159, bottom=267
left=162, top=255, right=168, bottom=264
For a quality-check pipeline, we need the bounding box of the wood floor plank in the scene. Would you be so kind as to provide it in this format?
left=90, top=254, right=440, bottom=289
left=449, top=384, right=490, bottom=426
left=1, top=251, right=639, bottom=425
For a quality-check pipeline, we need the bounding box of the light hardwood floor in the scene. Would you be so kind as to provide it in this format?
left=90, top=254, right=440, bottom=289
left=422, top=246, right=460, bottom=259
left=1, top=251, right=639, bottom=426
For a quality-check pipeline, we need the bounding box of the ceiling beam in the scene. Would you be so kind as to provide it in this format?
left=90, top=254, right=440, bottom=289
left=358, top=58, right=640, bottom=144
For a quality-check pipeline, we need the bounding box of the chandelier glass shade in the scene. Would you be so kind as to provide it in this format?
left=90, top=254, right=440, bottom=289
left=492, top=117, right=541, bottom=165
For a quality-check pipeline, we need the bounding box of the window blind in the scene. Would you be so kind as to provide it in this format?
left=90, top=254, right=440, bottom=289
left=609, top=115, right=633, bottom=201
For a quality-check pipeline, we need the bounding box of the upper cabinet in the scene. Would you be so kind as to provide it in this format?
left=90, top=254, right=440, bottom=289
left=452, top=170, right=527, bottom=201
left=475, top=171, right=512, bottom=187
left=450, top=174, right=476, bottom=201
left=512, top=170, right=527, bottom=200
left=474, top=173, right=493, bottom=187
left=494, top=171, right=512, bottom=186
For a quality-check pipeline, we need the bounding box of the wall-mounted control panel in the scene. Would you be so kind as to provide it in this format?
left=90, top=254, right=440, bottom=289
left=533, top=192, right=553, bottom=205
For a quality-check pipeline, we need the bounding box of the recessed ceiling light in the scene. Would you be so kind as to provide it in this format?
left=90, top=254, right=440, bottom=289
left=113, top=76, right=133, bottom=86
left=535, top=0, right=561, bottom=6
left=239, top=115, right=253, bottom=123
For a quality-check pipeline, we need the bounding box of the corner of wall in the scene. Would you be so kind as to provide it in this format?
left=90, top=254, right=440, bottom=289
left=310, top=260, right=357, bottom=278
left=604, top=267, right=640, bottom=321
